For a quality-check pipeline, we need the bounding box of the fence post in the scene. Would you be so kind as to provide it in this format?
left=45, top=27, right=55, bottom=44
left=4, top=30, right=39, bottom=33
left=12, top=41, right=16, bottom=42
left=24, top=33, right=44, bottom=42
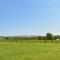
left=45, top=39, right=46, bottom=43
left=52, top=39, right=53, bottom=43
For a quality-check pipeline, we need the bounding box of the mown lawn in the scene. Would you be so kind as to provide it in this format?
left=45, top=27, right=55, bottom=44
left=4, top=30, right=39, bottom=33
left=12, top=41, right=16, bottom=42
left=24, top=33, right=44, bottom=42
left=0, top=42, right=60, bottom=60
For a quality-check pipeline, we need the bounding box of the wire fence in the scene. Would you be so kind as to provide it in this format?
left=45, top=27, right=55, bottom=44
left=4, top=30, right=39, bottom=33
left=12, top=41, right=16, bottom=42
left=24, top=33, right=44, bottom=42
left=0, top=39, right=60, bottom=43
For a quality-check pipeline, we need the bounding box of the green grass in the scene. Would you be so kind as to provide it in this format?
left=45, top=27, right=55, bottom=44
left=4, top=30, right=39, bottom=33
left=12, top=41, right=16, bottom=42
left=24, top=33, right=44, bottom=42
left=0, top=42, right=60, bottom=60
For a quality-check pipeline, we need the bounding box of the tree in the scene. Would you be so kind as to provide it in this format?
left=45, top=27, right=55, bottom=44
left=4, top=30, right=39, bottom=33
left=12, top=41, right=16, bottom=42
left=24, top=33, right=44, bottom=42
left=46, top=33, right=54, bottom=40
left=37, top=36, right=42, bottom=40
left=5, top=37, right=9, bottom=40
left=53, top=35, right=60, bottom=40
left=46, top=33, right=54, bottom=43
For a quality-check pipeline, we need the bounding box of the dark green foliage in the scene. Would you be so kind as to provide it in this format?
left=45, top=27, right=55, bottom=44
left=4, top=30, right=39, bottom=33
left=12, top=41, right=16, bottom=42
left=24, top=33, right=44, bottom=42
left=37, top=36, right=42, bottom=40
left=46, top=33, right=54, bottom=40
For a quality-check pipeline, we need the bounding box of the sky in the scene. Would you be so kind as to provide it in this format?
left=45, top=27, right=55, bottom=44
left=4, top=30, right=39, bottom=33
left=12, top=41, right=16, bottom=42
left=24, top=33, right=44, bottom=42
left=0, top=0, right=60, bottom=36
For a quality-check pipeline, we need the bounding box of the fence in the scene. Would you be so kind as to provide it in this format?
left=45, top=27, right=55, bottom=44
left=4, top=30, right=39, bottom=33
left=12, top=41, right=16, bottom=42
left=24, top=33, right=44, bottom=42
left=0, top=39, right=60, bottom=43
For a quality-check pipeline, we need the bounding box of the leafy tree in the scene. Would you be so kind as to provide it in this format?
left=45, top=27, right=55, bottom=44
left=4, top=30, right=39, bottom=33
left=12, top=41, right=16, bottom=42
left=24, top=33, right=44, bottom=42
left=46, top=33, right=53, bottom=40
left=5, top=37, right=9, bottom=40
left=37, top=36, right=42, bottom=40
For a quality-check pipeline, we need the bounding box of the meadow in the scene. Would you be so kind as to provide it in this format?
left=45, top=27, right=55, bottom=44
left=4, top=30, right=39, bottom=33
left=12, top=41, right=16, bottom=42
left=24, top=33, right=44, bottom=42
left=0, top=41, right=60, bottom=60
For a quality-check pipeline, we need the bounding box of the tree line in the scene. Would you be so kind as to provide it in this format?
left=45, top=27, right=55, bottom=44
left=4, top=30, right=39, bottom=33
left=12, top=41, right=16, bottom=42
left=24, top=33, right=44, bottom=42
left=0, top=33, right=60, bottom=41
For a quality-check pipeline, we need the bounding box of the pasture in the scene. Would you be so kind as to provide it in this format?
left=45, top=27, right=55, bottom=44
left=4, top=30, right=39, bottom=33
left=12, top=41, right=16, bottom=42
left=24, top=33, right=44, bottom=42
left=0, top=42, right=60, bottom=60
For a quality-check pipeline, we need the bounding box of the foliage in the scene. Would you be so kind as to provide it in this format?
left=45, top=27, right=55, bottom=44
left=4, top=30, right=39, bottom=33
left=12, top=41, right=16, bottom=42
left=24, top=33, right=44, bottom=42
left=46, top=33, right=53, bottom=40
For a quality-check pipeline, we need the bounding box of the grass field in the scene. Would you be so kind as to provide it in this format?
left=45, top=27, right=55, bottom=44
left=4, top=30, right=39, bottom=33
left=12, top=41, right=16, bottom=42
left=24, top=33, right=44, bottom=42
left=0, top=42, right=60, bottom=60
